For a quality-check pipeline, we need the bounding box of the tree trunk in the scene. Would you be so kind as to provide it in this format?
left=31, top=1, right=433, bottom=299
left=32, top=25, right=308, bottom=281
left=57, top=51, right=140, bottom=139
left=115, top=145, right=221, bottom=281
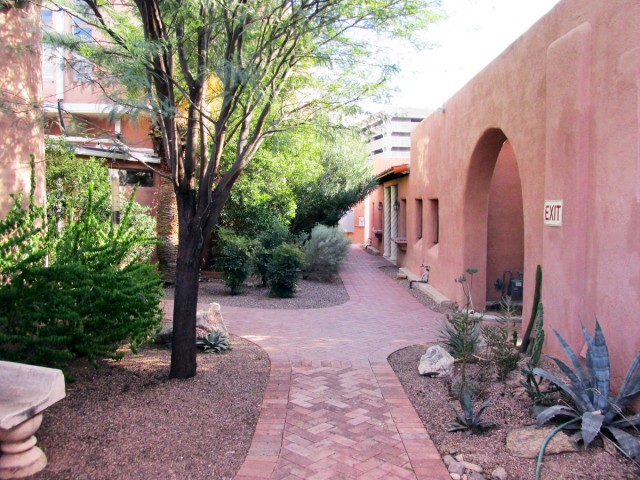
left=150, top=126, right=179, bottom=283
left=169, top=222, right=201, bottom=379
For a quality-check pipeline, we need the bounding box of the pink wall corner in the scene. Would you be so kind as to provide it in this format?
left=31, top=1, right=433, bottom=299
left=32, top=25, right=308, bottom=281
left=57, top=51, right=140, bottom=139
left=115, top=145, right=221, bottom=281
left=0, top=4, right=45, bottom=218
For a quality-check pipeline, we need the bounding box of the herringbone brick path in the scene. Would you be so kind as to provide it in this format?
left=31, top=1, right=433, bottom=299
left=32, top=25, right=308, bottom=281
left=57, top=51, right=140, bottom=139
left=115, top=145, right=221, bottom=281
left=169, top=247, right=451, bottom=479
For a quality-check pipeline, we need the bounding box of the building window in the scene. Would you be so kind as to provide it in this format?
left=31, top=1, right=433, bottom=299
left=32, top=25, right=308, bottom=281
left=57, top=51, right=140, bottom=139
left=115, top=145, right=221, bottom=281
left=391, top=131, right=411, bottom=137
left=391, top=146, right=410, bottom=152
left=416, top=199, right=423, bottom=239
left=42, top=44, right=55, bottom=80
left=118, top=169, right=154, bottom=187
left=372, top=148, right=383, bottom=155
left=73, top=21, right=92, bottom=41
left=429, top=199, right=439, bottom=244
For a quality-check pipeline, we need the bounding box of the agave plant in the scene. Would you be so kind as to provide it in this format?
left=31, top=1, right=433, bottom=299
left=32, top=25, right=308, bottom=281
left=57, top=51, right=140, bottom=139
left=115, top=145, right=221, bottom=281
left=446, top=385, right=493, bottom=434
left=534, top=320, right=640, bottom=458
left=196, top=331, right=231, bottom=353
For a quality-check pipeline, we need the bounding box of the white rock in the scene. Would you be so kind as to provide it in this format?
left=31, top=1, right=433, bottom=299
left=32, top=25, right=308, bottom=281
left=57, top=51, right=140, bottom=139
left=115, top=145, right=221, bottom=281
left=448, top=460, right=466, bottom=475
left=196, top=302, right=228, bottom=337
left=450, top=474, right=461, bottom=480
left=492, top=467, right=508, bottom=480
left=418, top=345, right=455, bottom=377
left=443, top=455, right=454, bottom=467
left=463, top=461, right=483, bottom=473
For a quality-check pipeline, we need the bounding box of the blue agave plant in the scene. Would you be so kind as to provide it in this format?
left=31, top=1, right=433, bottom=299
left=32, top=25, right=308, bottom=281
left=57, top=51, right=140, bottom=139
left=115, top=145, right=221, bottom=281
left=534, top=320, right=640, bottom=458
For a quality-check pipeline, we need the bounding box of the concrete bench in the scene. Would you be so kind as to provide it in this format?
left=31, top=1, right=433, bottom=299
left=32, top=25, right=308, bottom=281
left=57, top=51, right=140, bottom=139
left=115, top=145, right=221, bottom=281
left=0, top=361, right=65, bottom=479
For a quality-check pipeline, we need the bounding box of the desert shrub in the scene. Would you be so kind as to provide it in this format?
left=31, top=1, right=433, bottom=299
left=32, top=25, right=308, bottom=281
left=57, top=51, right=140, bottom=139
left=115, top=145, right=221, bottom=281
left=45, top=138, right=156, bottom=261
left=255, top=222, right=290, bottom=287
left=440, top=311, right=480, bottom=362
left=301, top=224, right=350, bottom=282
left=0, top=184, right=163, bottom=370
left=268, top=243, right=305, bottom=298
left=482, top=323, right=520, bottom=381
left=218, top=229, right=258, bottom=295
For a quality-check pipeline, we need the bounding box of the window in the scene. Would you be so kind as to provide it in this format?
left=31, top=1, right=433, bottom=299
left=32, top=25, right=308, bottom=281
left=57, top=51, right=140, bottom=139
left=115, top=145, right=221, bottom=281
left=428, top=199, right=439, bottom=244
left=73, top=21, right=92, bottom=41
left=416, top=199, right=423, bottom=239
left=42, top=44, right=55, bottom=80
left=372, top=148, right=383, bottom=155
left=391, top=146, right=410, bottom=152
left=118, top=169, right=154, bottom=187
left=391, top=132, right=411, bottom=137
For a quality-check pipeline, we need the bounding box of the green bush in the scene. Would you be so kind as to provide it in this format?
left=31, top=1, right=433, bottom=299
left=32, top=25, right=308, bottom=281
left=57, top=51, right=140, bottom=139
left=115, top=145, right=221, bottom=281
left=302, top=224, right=350, bottom=282
left=0, top=184, right=163, bottom=370
left=268, top=243, right=305, bottom=298
left=255, top=222, right=289, bottom=287
left=218, top=229, right=258, bottom=295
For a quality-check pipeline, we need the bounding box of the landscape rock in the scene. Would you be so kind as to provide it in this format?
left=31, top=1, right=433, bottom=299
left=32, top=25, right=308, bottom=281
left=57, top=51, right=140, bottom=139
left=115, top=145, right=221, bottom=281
left=462, top=461, right=483, bottom=473
left=443, top=454, right=454, bottom=467
left=418, top=345, right=455, bottom=377
left=450, top=475, right=461, bottom=480
left=448, top=460, right=466, bottom=475
left=156, top=302, right=228, bottom=345
left=491, top=466, right=508, bottom=480
left=468, top=473, right=485, bottom=480
left=195, top=302, right=228, bottom=338
left=506, top=425, right=577, bottom=458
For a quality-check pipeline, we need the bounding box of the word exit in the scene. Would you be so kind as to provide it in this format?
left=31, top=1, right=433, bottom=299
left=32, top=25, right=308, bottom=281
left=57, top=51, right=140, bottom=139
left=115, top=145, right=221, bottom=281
left=544, top=200, right=563, bottom=226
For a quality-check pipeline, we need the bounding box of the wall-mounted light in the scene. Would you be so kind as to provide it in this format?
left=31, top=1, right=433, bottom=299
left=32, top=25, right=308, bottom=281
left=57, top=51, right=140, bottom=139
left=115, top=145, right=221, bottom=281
left=377, top=202, right=383, bottom=210
left=393, top=201, right=400, bottom=211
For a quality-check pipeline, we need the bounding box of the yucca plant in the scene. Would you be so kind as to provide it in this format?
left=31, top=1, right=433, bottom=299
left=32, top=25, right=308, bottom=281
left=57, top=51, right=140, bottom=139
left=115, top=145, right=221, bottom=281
left=534, top=320, right=640, bottom=458
left=196, top=331, right=231, bottom=353
left=446, top=385, right=493, bottom=434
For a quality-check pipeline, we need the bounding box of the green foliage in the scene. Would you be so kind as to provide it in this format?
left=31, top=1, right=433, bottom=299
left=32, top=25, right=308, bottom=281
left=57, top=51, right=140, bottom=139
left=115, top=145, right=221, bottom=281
left=535, top=321, right=640, bottom=458
left=520, top=367, right=559, bottom=407
left=254, top=222, right=290, bottom=287
left=520, top=265, right=542, bottom=353
left=447, top=385, right=493, bottom=434
left=530, top=303, right=545, bottom=367
left=218, top=229, right=258, bottom=295
left=45, top=138, right=156, bottom=261
left=301, top=224, right=351, bottom=282
left=289, top=129, right=377, bottom=235
left=440, top=311, right=480, bottom=362
left=0, top=185, right=163, bottom=370
left=268, top=243, right=305, bottom=298
left=482, top=323, right=520, bottom=381
left=196, top=331, right=231, bottom=354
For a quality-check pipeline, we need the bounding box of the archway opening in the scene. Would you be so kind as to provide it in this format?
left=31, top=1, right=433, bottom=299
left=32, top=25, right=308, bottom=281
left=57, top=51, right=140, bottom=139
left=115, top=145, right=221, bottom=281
left=485, top=140, right=524, bottom=308
left=462, top=130, right=524, bottom=310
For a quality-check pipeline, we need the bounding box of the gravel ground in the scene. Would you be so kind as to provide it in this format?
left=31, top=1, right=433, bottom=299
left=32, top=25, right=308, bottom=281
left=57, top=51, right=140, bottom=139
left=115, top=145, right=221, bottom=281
left=389, top=347, right=640, bottom=479
left=33, top=335, right=269, bottom=480
left=164, top=276, right=349, bottom=309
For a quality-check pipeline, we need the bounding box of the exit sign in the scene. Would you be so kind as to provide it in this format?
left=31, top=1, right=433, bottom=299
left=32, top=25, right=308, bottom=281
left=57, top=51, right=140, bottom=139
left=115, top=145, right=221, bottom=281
left=544, top=200, right=563, bottom=226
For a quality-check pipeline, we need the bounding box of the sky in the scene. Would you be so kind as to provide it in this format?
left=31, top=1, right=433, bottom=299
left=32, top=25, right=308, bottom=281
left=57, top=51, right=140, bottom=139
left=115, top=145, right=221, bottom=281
left=381, top=0, right=561, bottom=110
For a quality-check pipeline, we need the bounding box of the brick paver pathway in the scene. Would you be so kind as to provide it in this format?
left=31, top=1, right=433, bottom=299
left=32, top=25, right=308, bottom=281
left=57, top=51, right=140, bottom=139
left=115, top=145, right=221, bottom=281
left=166, top=247, right=451, bottom=479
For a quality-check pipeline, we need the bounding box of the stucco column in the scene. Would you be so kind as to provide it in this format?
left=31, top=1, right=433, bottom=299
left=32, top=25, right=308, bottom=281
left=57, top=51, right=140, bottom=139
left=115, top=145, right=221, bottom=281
left=383, top=187, right=391, bottom=257
left=390, top=185, right=398, bottom=262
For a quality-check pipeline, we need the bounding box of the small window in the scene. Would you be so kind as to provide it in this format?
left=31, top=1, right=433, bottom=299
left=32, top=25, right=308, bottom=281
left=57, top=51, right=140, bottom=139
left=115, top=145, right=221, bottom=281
left=372, top=134, right=383, bottom=141
left=42, top=44, right=55, bottom=80
left=118, top=169, right=154, bottom=187
left=416, top=199, right=423, bottom=239
left=391, top=146, right=410, bottom=152
left=73, top=21, right=92, bottom=41
left=372, top=148, right=383, bottom=155
left=73, top=54, right=93, bottom=83
left=429, top=199, right=439, bottom=244
left=41, top=8, right=53, bottom=28
left=391, top=132, right=411, bottom=137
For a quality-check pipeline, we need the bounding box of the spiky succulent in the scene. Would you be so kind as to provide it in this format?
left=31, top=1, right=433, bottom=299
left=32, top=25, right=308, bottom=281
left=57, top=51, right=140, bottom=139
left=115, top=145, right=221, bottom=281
left=534, top=320, right=640, bottom=458
left=196, top=331, right=231, bottom=353
left=446, top=385, right=493, bottom=434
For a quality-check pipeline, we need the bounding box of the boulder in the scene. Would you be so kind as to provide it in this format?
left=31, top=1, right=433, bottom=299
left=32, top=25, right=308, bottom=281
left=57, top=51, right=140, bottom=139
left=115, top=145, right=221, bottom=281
left=156, top=302, right=228, bottom=345
left=418, top=345, right=455, bottom=377
left=195, top=303, right=228, bottom=338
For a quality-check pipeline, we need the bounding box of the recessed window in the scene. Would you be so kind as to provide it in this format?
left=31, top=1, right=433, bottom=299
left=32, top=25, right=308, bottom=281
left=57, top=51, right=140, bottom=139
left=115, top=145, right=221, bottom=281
left=118, top=169, right=154, bottom=187
left=391, top=146, right=410, bottom=152
left=429, top=199, right=439, bottom=244
left=416, top=199, right=423, bottom=239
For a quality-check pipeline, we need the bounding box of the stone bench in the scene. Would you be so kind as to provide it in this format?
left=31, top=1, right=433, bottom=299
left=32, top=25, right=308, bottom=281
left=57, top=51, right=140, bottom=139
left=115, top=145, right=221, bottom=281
left=0, top=361, right=65, bottom=479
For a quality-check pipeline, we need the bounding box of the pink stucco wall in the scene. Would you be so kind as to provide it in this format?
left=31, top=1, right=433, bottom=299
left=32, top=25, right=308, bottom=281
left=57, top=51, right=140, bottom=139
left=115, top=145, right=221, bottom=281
left=0, top=5, right=44, bottom=217
left=400, top=0, right=640, bottom=390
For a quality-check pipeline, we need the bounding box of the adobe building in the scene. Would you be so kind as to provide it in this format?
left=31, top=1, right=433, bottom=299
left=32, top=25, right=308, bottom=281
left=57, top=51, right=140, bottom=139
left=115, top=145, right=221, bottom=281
left=0, top=3, right=45, bottom=217
left=41, top=6, right=159, bottom=212
left=372, top=0, right=640, bottom=390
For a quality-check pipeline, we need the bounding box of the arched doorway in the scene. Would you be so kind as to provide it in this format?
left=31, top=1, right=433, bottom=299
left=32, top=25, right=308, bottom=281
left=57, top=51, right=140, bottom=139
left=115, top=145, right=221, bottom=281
left=462, top=129, right=524, bottom=310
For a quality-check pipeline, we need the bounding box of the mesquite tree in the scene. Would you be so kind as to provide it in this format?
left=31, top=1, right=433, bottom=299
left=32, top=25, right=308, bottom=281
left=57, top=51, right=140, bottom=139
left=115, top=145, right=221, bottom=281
left=46, top=0, right=438, bottom=378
